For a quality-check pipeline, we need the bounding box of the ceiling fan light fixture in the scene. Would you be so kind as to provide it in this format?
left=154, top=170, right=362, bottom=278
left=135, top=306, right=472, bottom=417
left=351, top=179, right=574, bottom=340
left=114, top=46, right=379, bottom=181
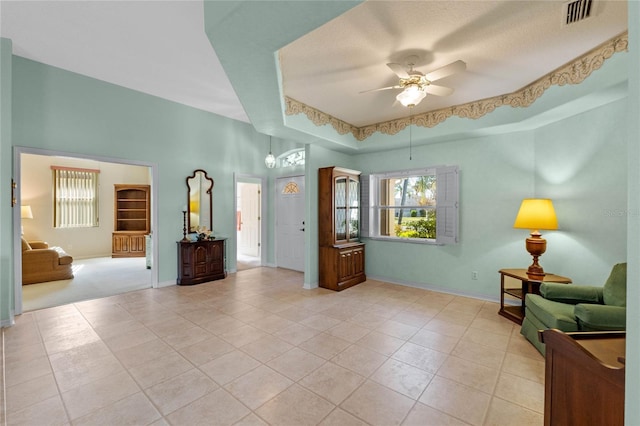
left=396, top=84, right=427, bottom=107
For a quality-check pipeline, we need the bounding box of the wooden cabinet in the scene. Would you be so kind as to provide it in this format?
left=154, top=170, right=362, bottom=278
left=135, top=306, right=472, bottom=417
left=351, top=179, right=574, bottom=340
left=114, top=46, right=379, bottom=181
left=177, top=239, right=227, bottom=285
left=319, top=166, right=366, bottom=291
left=112, top=185, right=150, bottom=258
left=112, top=234, right=146, bottom=256
left=540, top=330, right=625, bottom=426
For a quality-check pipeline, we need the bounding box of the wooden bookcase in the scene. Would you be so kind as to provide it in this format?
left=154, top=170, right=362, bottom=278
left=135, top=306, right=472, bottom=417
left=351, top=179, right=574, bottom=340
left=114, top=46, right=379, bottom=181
left=318, top=166, right=366, bottom=291
left=112, top=184, right=150, bottom=258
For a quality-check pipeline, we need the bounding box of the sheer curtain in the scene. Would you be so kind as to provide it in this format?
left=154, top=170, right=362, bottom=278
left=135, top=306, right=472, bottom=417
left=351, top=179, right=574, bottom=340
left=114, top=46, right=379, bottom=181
left=52, top=166, right=99, bottom=228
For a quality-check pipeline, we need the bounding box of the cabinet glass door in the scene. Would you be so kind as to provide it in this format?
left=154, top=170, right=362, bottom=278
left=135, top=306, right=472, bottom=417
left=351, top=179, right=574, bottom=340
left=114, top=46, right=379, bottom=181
left=348, top=177, right=359, bottom=240
left=335, top=177, right=347, bottom=241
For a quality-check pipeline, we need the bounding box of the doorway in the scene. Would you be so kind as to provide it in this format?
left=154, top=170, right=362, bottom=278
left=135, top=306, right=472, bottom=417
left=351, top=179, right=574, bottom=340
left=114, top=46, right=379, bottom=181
left=276, top=175, right=305, bottom=272
left=235, top=175, right=265, bottom=271
left=14, top=147, right=158, bottom=314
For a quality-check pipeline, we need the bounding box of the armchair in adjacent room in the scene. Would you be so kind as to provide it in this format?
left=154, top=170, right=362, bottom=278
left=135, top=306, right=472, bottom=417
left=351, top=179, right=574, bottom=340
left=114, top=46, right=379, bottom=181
left=521, top=262, right=626, bottom=354
left=21, top=238, right=74, bottom=285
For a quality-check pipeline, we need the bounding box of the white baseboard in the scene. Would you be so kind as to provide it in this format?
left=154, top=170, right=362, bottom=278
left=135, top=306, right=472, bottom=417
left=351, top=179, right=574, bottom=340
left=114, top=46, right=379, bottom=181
left=366, top=274, right=501, bottom=304
left=303, top=281, right=318, bottom=290
left=156, top=280, right=176, bottom=288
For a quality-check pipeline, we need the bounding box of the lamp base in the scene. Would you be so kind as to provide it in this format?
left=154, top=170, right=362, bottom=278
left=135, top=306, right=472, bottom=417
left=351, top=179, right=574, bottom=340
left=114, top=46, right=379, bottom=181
left=526, top=264, right=546, bottom=281
left=525, top=233, right=547, bottom=281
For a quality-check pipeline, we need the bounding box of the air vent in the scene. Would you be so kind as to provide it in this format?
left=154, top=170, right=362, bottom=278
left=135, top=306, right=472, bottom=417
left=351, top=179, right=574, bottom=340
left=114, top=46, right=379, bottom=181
left=564, top=0, right=593, bottom=25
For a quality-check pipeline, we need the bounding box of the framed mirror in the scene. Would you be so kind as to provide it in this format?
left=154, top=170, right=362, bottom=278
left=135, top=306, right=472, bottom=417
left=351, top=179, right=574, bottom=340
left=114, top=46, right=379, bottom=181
left=186, top=169, right=214, bottom=233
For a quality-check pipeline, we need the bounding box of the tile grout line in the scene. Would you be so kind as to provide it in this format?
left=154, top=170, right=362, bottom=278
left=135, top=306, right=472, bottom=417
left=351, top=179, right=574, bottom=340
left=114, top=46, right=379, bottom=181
left=5, top=270, right=544, bottom=425
left=32, top=308, right=73, bottom=425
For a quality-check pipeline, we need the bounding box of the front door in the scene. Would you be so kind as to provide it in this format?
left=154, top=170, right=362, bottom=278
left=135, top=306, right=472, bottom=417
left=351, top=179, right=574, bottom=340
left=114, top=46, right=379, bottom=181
left=276, top=176, right=305, bottom=271
left=238, top=182, right=260, bottom=257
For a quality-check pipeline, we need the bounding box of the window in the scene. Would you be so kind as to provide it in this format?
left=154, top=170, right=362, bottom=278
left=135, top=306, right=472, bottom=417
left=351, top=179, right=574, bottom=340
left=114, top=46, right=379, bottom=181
left=362, top=165, right=458, bottom=244
left=52, top=166, right=100, bottom=228
left=278, top=149, right=305, bottom=167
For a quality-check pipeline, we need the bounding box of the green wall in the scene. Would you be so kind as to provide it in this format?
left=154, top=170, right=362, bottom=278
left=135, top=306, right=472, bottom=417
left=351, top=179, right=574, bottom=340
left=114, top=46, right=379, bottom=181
left=2, top=40, right=631, bottom=306
left=10, top=56, right=289, bottom=291
left=353, top=130, right=532, bottom=298
left=352, top=96, right=627, bottom=298
left=0, top=38, right=13, bottom=326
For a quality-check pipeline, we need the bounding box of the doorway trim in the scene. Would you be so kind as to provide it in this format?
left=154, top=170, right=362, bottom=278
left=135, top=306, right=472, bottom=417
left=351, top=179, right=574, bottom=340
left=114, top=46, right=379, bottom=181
left=12, top=146, right=159, bottom=315
left=233, top=173, right=267, bottom=271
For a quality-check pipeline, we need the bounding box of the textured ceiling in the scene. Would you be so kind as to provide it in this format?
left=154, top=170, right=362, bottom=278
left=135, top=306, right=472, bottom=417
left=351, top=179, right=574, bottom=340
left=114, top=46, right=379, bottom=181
left=280, top=0, right=628, bottom=128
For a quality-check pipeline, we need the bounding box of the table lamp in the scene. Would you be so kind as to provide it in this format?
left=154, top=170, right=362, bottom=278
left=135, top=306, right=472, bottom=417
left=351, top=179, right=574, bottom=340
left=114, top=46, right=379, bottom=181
left=21, top=205, right=33, bottom=235
left=513, top=198, right=558, bottom=280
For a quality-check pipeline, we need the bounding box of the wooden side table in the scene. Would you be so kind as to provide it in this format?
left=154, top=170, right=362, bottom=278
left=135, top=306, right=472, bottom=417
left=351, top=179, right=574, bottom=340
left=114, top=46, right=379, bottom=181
left=498, top=268, right=571, bottom=324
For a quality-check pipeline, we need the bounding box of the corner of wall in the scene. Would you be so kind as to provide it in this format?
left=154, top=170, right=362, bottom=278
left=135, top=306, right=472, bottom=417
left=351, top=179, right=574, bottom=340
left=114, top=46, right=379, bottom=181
left=0, top=38, right=15, bottom=325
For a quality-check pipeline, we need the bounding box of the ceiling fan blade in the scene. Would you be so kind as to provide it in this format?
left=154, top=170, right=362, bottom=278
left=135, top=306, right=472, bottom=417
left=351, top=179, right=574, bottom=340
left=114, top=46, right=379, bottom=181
left=386, top=63, right=409, bottom=79
left=359, top=85, right=401, bottom=94
left=424, top=84, right=454, bottom=96
left=424, top=60, right=466, bottom=82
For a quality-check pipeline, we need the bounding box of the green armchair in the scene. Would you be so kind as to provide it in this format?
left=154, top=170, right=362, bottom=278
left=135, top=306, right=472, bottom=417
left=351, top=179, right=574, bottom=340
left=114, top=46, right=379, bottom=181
left=521, top=263, right=626, bottom=354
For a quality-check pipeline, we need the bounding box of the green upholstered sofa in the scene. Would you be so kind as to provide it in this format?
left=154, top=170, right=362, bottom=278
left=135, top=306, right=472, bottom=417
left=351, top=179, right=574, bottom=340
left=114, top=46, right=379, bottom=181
left=521, top=263, right=626, bottom=354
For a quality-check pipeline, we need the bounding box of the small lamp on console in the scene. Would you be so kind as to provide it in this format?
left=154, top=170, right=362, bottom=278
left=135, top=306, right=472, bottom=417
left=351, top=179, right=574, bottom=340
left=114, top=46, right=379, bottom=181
left=513, top=198, right=558, bottom=280
left=21, top=205, right=33, bottom=235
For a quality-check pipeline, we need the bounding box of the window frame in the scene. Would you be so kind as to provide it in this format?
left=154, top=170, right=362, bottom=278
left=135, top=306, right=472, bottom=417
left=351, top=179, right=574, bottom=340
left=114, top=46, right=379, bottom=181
left=52, top=166, right=100, bottom=229
left=362, top=165, right=459, bottom=245
left=278, top=148, right=305, bottom=168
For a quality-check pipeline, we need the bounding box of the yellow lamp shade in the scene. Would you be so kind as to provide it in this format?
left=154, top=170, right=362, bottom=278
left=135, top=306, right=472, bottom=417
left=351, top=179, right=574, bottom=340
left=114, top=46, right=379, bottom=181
left=21, top=205, right=33, bottom=219
left=513, top=199, right=558, bottom=231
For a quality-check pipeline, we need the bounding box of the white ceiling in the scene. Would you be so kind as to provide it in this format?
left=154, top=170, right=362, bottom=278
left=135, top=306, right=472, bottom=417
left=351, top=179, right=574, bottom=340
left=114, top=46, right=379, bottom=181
left=0, top=0, right=629, bottom=134
left=0, top=0, right=250, bottom=123
left=280, top=0, right=628, bottom=127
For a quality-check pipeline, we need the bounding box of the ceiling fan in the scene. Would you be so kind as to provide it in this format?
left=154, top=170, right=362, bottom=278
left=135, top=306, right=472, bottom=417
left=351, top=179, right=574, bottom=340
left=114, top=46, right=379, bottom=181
left=362, top=56, right=466, bottom=107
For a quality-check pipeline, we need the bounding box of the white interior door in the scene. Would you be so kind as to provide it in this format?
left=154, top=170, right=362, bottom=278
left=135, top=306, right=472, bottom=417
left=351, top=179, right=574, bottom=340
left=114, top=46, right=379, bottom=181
left=276, top=176, right=305, bottom=271
left=238, top=182, right=260, bottom=257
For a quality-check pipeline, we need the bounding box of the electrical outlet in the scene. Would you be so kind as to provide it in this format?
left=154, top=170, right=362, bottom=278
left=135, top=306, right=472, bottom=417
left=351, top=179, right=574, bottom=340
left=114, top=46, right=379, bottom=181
left=472, top=271, right=478, bottom=280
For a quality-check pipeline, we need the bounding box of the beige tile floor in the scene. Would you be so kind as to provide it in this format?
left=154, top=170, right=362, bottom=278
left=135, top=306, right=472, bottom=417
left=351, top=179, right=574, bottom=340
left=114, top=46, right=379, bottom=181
left=2, top=267, right=545, bottom=426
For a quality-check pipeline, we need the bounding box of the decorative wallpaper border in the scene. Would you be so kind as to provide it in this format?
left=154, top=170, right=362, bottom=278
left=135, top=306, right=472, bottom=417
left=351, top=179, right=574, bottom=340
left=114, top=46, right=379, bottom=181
left=285, top=32, right=628, bottom=141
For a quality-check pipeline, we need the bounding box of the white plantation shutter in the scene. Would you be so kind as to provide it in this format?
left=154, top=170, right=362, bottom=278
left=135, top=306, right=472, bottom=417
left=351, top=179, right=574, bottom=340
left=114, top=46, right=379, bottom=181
left=435, top=165, right=459, bottom=245
left=53, top=167, right=100, bottom=228
left=360, top=174, right=370, bottom=238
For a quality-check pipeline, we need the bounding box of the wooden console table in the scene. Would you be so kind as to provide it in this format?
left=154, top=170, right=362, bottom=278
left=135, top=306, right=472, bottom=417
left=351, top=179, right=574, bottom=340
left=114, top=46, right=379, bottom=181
left=177, top=239, right=226, bottom=285
left=498, top=269, right=571, bottom=324
left=539, top=329, right=625, bottom=426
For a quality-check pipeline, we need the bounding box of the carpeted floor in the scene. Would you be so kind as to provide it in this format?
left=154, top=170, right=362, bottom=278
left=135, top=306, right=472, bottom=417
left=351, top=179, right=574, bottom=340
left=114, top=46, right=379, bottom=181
left=21, top=256, right=152, bottom=312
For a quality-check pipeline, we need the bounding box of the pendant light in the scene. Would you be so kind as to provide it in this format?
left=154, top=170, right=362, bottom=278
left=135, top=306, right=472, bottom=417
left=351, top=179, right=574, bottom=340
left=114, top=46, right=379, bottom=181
left=265, top=135, right=276, bottom=169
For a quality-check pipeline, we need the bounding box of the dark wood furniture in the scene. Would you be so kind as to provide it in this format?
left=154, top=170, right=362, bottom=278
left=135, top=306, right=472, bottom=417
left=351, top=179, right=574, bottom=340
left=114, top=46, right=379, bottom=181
left=318, top=166, right=366, bottom=291
left=539, top=329, right=625, bottom=426
left=186, top=169, right=214, bottom=234
left=499, top=268, right=571, bottom=324
left=177, top=239, right=226, bottom=285
left=112, top=184, right=150, bottom=258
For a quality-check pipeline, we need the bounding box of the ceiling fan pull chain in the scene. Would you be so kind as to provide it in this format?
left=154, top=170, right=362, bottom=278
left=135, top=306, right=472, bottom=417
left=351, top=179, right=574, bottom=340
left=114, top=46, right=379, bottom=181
left=409, top=110, right=413, bottom=161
